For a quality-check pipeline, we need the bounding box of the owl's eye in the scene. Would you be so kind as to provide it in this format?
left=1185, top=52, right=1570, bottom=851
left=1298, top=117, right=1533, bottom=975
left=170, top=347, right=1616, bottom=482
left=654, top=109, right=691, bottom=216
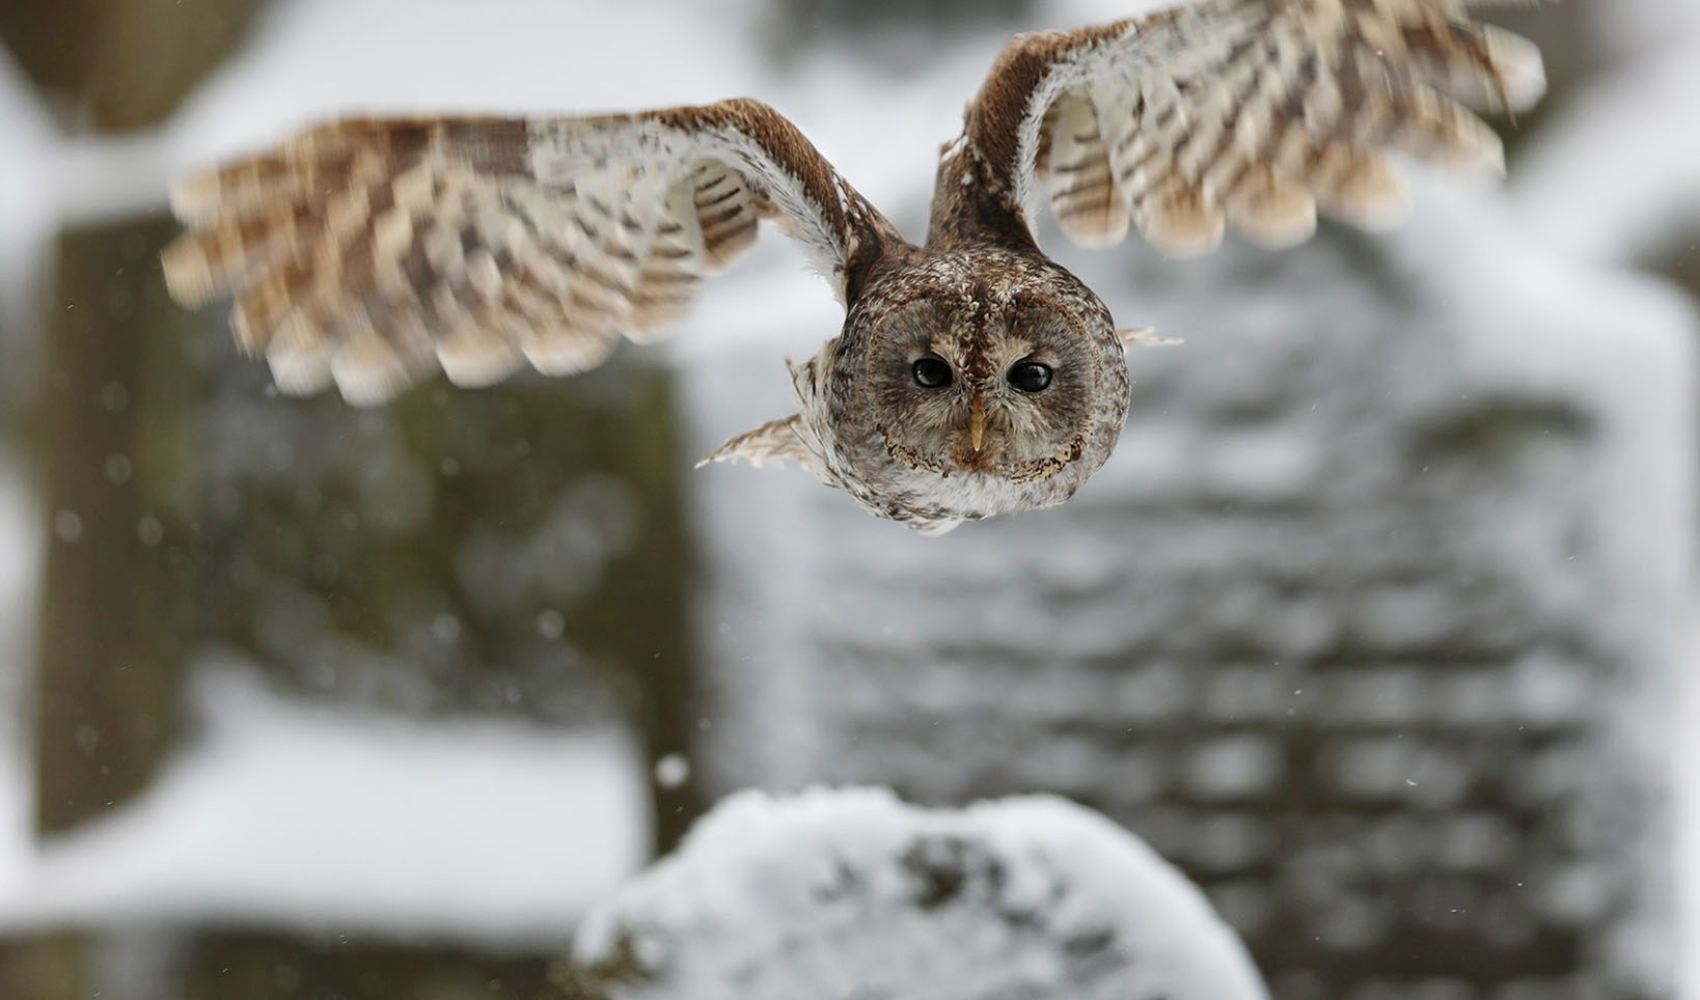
left=1008, top=361, right=1053, bottom=393
left=912, top=356, right=954, bottom=389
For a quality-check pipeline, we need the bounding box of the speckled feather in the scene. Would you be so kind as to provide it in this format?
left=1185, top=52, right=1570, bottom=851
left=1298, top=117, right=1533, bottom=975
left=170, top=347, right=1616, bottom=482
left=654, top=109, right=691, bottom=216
left=163, top=0, right=1544, bottom=532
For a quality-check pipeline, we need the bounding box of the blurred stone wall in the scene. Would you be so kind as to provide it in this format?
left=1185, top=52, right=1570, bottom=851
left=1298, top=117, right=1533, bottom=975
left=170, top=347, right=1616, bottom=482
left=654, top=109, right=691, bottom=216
left=684, top=202, right=1693, bottom=999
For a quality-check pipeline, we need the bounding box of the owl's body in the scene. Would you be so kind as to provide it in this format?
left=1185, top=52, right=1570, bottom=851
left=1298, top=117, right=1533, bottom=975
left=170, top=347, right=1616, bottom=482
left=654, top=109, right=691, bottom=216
left=163, top=0, right=1547, bottom=533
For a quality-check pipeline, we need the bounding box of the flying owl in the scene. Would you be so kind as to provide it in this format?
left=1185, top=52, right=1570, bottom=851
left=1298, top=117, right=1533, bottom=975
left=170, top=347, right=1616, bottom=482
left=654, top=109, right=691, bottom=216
left=163, top=0, right=1545, bottom=534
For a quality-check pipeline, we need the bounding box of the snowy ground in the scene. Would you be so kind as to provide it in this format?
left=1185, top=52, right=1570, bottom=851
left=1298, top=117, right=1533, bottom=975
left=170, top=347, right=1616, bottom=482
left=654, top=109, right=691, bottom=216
left=0, top=661, right=649, bottom=945
left=0, top=0, right=1696, bottom=985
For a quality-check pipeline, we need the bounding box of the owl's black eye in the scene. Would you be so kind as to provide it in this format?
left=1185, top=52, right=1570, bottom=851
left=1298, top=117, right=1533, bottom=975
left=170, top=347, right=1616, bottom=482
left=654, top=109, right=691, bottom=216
left=1008, top=361, right=1053, bottom=393
left=912, top=356, right=953, bottom=389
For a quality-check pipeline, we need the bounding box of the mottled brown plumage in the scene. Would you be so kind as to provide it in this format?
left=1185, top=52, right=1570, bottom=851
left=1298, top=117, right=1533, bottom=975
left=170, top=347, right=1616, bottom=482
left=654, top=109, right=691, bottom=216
left=163, top=0, right=1545, bottom=533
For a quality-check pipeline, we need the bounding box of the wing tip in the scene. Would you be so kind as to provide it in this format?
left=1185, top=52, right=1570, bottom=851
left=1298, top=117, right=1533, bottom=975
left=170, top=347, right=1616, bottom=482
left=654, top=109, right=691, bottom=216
left=160, top=236, right=218, bottom=308
left=1057, top=211, right=1132, bottom=250
left=1488, top=27, right=1548, bottom=116
left=1144, top=215, right=1226, bottom=260
left=439, top=342, right=527, bottom=389
left=329, top=349, right=424, bottom=407
left=1236, top=213, right=1318, bottom=250
left=1227, top=176, right=1319, bottom=250
left=268, top=351, right=336, bottom=399
left=168, top=171, right=227, bottom=226
left=521, top=333, right=620, bottom=377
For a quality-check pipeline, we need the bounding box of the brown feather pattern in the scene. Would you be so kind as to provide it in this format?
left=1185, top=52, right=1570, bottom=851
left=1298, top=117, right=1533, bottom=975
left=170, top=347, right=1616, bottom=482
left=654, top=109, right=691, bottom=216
left=164, top=101, right=898, bottom=404
left=960, top=0, right=1545, bottom=256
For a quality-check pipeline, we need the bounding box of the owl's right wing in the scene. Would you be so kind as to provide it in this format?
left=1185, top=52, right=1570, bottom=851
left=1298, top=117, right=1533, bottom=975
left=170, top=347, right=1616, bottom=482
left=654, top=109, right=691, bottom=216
left=164, top=100, right=900, bottom=404
left=953, top=0, right=1546, bottom=256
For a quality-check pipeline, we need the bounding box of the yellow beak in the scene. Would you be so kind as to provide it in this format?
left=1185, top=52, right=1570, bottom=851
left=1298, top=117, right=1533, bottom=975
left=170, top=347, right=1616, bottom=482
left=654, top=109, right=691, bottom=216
left=969, top=397, right=987, bottom=453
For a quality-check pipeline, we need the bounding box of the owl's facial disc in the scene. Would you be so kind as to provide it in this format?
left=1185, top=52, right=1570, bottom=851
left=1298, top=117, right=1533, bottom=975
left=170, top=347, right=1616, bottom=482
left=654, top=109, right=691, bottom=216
left=868, top=295, right=1100, bottom=481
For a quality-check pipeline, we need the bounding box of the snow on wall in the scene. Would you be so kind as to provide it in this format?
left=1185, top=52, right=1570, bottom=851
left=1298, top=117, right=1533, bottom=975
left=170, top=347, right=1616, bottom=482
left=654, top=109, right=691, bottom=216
left=1577, top=0, right=1700, bottom=64
left=1513, top=42, right=1700, bottom=273
left=573, top=787, right=1267, bottom=1000
left=0, top=47, right=55, bottom=352
left=0, top=449, right=45, bottom=911
left=0, top=658, right=649, bottom=946
left=1509, top=0, right=1700, bottom=273
left=1683, top=610, right=1700, bottom=1000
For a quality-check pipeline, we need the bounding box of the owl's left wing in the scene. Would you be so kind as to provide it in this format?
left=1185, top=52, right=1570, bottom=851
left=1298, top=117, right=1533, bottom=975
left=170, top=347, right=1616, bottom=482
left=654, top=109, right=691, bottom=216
left=958, top=0, right=1545, bottom=256
left=164, top=101, right=899, bottom=404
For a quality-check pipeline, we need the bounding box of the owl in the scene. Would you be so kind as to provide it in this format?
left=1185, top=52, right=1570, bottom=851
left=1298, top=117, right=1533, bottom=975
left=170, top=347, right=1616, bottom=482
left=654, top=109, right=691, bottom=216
left=163, top=0, right=1545, bottom=534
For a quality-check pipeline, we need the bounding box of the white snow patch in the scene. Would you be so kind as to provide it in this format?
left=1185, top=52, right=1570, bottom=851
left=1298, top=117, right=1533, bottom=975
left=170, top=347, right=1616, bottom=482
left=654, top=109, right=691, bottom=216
left=576, top=787, right=1267, bottom=1000
left=1514, top=43, right=1700, bottom=269
left=0, top=448, right=44, bottom=909
left=0, top=659, right=649, bottom=945
left=1682, top=608, right=1700, bottom=1000
left=1580, top=0, right=1700, bottom=64
left=0, top=47, right=57, bottom=334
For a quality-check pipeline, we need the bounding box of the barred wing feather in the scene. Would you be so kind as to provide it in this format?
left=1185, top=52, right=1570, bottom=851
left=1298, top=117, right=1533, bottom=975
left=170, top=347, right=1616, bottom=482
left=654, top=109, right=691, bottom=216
left=966, top=0, right=1546, bottom=256
left=163, top=100, right=892, bottom=404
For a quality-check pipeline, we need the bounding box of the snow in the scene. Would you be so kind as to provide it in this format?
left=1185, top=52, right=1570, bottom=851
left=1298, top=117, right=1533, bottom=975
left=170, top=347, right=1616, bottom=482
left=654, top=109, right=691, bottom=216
left=0, top=47, right=55, bottom=341
left=0, top=449, right=44, bottom=909
left=1514, top=42, right=1700, bottom=269
left=0, top=658, right=649, bottom=945
left=1684, top=612, right=1700, bottom=1000
left=164, top=0, right=764, bottom=151
left=1401, top=179, right=1699, bottom=990
left=1578, top=0, right=1700, bottom=63
left=574, top=787, right=1267, bottom=1000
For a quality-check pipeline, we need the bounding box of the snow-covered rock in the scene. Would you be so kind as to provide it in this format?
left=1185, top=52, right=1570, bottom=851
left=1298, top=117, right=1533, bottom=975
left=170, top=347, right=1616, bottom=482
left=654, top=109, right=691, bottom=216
left=572, top=787, right=1266, bottom=1000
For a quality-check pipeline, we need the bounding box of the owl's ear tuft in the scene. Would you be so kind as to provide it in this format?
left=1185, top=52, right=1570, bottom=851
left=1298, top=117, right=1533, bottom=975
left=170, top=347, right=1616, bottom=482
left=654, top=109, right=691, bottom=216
left=697, top=415, right=814, bottom=471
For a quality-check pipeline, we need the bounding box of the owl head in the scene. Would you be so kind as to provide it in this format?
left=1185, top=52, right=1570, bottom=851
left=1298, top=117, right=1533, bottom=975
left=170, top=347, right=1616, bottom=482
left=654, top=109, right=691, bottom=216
left=708, top=247, right=1133, bottom=532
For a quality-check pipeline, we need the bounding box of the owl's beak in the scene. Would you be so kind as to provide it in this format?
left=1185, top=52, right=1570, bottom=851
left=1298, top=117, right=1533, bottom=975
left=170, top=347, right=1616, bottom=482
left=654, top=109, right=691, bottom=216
left=969, top=396, right=987, bottom=453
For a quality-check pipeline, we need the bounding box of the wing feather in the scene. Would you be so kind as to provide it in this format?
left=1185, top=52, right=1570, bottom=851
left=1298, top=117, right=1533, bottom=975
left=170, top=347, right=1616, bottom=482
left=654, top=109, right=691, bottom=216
left=164, top=100, right=898, bottom=404
left=952, top=0, right=1546, bottom=256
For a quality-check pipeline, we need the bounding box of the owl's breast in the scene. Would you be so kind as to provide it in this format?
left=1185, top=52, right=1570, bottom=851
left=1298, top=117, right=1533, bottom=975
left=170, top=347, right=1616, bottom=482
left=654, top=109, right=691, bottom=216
left=811, top=428, right=1119, bottom=534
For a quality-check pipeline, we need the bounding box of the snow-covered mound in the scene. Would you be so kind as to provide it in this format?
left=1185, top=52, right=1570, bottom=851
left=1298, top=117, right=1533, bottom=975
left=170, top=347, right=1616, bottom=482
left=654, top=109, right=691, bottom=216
left=572, top=787, right=1267, bottom=1000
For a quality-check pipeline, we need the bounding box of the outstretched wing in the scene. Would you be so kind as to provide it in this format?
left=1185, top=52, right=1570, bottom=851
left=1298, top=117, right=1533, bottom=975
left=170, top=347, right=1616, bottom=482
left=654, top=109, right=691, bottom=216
left=164, top=100, right=899, bottom=404
left=955, top=0, right=1545, bottom=256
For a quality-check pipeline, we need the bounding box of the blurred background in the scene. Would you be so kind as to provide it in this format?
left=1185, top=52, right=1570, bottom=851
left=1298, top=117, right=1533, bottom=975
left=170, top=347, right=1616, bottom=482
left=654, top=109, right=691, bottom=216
left=0, top=0, right=1696, bottom=998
